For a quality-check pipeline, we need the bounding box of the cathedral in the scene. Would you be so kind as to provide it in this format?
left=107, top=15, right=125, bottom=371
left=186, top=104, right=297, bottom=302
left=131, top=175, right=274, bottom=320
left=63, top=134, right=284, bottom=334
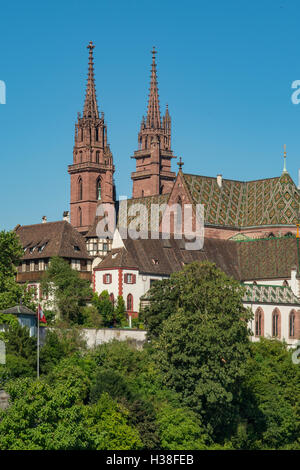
left=14, top=42, right=300, bottom=345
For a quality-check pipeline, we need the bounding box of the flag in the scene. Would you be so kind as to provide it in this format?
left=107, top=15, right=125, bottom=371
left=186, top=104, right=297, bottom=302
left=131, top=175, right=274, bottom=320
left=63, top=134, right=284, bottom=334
left=37, top=304, right=47, bottom=323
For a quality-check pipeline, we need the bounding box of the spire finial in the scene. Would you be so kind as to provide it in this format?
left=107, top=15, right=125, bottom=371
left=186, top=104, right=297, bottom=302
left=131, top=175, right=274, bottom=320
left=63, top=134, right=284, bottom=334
left=83, top=41, right=99, bottom=119
left=283, top=144, right=287, bottom=174
left=177, top=156, right=184, bottom=171
left=146, top=47, right=161, bottom=129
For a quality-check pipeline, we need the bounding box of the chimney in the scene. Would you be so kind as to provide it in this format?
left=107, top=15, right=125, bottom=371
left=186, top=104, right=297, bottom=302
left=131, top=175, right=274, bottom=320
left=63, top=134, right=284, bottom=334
left=217, top=174, right=222, bottom=188
left=63, top=211, right=70, bottom=223
left=42, top=216, right=47, bottom=224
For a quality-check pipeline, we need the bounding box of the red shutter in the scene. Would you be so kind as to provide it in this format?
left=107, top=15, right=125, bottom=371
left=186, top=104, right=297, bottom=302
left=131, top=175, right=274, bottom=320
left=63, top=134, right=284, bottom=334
left=103, top=274, right=106, bottom=284
left=124, top=273, right=128, bottom=284
left=132, top=274, right=136, bottom=284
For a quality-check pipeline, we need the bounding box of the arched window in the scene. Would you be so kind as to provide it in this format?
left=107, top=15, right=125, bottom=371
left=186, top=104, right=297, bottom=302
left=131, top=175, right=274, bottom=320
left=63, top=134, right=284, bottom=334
left=96, top=178, right=101, bottom=200
left=78, top=207, right=82, bottom=227
left=79, top=151, right=83, bottom=163
left=95, top=128, right=99, bottom=142
left=78, top=177, right=83, bottom=200
left=96, top=151, right=100, bottom=164
left=289, top=310, right=296, bottom=338
left=255, top=307, right=264, bottom=337
left=127, top=294, right=133, bottom=312
left=272, top=308, right=281, bottom=338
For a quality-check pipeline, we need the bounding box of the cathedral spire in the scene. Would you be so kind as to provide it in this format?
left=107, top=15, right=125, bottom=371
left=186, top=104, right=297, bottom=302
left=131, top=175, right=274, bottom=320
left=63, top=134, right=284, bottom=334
left=131, top=48, right=176, bottom=198
left=146, top=47, right=161, bottom=129
left=83, top=41, right=99, bottom=119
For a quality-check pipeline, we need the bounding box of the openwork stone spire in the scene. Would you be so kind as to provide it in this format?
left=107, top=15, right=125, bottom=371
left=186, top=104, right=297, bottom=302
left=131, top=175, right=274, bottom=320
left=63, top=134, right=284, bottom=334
left=68, top=42, right=115, bottom=234
left=146, top=47, right=161, bottom=129
left=131, top=48, right=176, bottom=198
left=83, top=41, right=99, bottom=119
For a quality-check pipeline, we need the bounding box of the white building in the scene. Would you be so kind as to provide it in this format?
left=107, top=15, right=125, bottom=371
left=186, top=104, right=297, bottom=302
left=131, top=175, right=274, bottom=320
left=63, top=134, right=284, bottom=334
left=93, top=230, right=300, bottom=345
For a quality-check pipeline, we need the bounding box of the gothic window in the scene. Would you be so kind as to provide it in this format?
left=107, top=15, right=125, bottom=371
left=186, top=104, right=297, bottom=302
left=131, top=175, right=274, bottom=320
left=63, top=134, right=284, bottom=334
left=127, top=294, right=133, bottom=311
left=272, top=309, right=281, bottom=338
left=79, top=151, right=83, bottom=163
left=96, top=178, right=101, bottom=200
left=78, top=177, right=83, bottom=200
left=255, top=308, right=264, bottom=337
left=78, top=207, right=82, bottom=227
left=96, top=151, right=100, bottom=164
left=95, top=128, right=99, bottom=141
left=289, top=311, right=296, bottom=338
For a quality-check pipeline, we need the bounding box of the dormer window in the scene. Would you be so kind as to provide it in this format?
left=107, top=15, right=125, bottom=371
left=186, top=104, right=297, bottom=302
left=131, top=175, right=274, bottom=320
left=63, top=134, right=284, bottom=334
left=74, top=245, right=80, bottom=252
left=152, top=259, right=159, bottom=265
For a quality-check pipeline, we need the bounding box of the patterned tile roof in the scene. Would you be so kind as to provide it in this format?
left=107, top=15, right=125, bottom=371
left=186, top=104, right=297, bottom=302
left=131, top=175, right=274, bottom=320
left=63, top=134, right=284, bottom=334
left=86, top=194, right=170, bottom=238
left=243, top=283, right=300, bottom=305
left=236, top=236, right=299, bottom=280
left=183, top=172, right=300, bottom=228
left=117, top=193, right=170, bottom=231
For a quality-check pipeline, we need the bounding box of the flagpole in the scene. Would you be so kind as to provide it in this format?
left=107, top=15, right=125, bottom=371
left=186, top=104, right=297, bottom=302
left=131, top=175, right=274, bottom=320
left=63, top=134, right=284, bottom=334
left=37, top=305, right=40, bottom=380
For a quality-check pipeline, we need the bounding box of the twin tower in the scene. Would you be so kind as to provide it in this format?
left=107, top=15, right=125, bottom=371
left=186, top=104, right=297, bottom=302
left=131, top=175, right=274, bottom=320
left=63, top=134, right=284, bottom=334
left=68, top=42, right=176, bottom=234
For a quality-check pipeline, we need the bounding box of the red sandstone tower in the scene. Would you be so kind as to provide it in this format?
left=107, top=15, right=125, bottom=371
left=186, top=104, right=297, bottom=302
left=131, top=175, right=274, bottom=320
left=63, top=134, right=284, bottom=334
left=131, top=48, right=176, bottom=198
left=68, top=42, right=115, bottom=234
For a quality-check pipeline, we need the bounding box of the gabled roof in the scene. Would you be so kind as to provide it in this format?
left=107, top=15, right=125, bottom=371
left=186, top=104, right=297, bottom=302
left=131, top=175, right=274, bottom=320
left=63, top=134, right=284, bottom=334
left=95, top=235, right=240, bottom=279
left=243, top=284, right=300, bottom=305
left=1, top=305, right=36, bottom=316
left=182, top=172, right=300, bottom=228
left=15, top=221, right=91, bottom=261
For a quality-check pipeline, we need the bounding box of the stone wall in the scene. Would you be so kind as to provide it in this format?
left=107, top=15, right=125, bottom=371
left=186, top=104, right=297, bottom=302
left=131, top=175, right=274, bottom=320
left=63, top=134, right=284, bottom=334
left=82, top=328, right=147, bottom=350
left=39, top=327, right=147, bottom=350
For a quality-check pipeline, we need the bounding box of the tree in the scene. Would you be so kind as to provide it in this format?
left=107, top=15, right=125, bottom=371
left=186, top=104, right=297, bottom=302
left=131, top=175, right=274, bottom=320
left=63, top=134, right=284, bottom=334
left=151, top=262, right=252, bottom=441
left=238, top=338, right=300, bottom=449
left=0, top=323, right=37, bottom=385
left=41, top=256, right=93, bottom=325
left=0, top=230, right=35, bottom=310
left=114, top=295, right=127, bottom=326
left=92, top=290, right=114, bottom=327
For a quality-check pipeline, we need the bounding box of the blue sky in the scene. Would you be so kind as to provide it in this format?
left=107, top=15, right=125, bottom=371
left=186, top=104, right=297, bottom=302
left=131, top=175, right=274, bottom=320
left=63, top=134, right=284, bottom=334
left=1, top=0, right=300, bottom=230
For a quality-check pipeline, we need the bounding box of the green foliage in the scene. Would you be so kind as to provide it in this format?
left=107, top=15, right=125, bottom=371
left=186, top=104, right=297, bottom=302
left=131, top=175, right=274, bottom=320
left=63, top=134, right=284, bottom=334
left=0, top=323, right=37, bottom=385
left=41, top=256, right=93, bottom=325
left=0, top=313, right=18, bottom=328
left=114, top=295, right=127, bottom=326
left=151, top=262, right=252, bottom=440
left=0, top=230, right=36, bottom=310
left=92, top=290, right=114, bottom=327
left=238, top=338, right=300, bottom=449
left=83, top=393, right=143, bottom=450
left=90, top=369, right=132, bottom=403
left=81, top=305, right=103, bottom=328
left=156, top=404, right=208, bottom=450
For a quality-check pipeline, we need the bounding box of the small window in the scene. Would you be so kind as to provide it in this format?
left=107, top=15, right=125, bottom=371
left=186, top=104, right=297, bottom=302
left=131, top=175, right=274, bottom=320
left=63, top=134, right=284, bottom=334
left=152, top=259, right=159, bottom=265
left=289, top=311, right=296, bottom=338
left=127, top=294, right=133, bottom=311
left=74, top=245, right=80, bottom=252
left=103, top=243, right=108, bottom=251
